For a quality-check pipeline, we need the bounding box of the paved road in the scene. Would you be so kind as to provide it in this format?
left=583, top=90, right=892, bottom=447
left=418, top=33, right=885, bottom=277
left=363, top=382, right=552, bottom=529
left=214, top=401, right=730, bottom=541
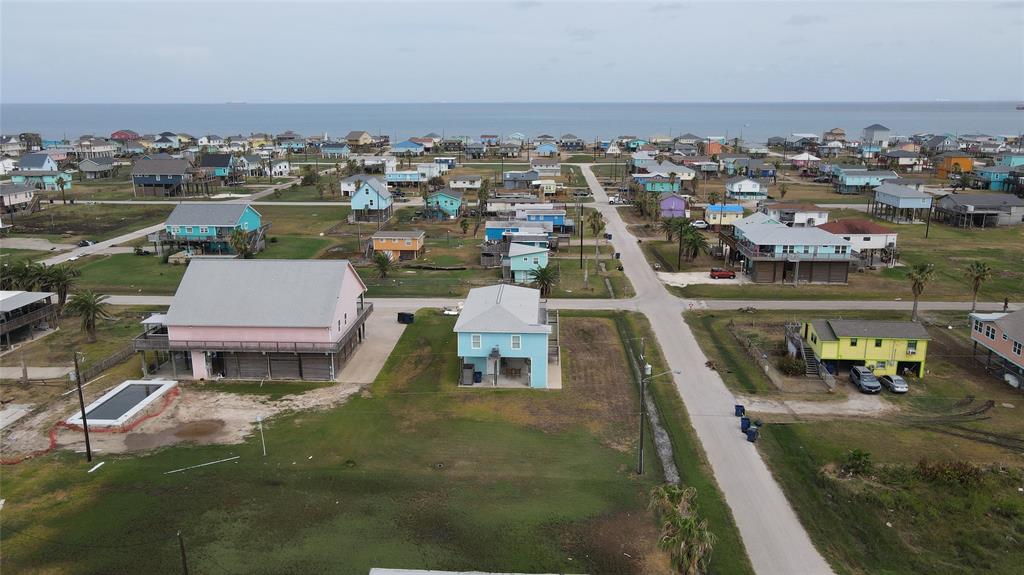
left=39, top=223, right=167, bottom=266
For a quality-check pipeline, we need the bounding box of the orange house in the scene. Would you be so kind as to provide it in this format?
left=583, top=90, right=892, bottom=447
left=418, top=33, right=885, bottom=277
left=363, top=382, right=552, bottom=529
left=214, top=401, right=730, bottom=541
left=702, top=140, right=723, bottom=156
left=935, top=152, right=973, bottom=179
left=371, top=230, right=425, bottom=261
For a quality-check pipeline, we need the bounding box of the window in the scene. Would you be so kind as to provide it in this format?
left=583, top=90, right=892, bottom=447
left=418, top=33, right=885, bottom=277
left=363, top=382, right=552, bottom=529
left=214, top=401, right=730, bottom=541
left=875, top=339, right=883, bottom=347
left=511, top=335, right=522, bottom=350
left=907, top=340, right=918, bottom=354
left=337, top=320, right=341, bottom=330
left=974, top=319, right=983, bottom=333
left=1013, top=341, right=1022, bottom=356
left=185, top=227, right=193, bottom=234
left=532, top=257, right=540, bottom=265
left=471, top=334, right=481, bottom=349
left=344, top=313, right=348, bottom=326
left=850, top=338, right=858, bottom=346
left=405, top=239, right=412, bottom=246
left=863, top=236, right=871, bottom=241
left=985, top=325, right=996, bottom=340
left=811, top=334, right=817, bottom=344
left=782, top=245, right=795, bottom=254
left=199, top=227, right=209, bottom=234
left=876, top=361, right=887, bottom=369
left=173, top=226, right=181, bottom=234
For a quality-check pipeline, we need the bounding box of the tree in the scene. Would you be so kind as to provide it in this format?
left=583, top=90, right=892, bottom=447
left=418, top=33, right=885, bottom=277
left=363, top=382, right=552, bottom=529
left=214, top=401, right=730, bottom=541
left=427, top=175, right=445, bottom=190
left=660, top=217, right=681, bottom=242
left=907, top=263, right=935, bottom=321
left=707, top=191, right=721, bottom=206
left=585, top=210, right=605, bottom=261
left=682, top=228, right=710, bottom=262
left=478, top=178, right=491, bottom=213
left=528, top=264, right=560, bottom=297
left=300, top=164, right=318, bottom=186
left=963, top=260, right=992, bottom=313
left=459, top=218, right=469, bottom=235
left=4, top=260, right=47, bottom=291
left=778, top=183, right=788, bottom=200
left=229, top=228, right=254, bottom=258
left=649, top=485, right=716, bottom=575
left=372, top=251, right=394, bottom=279
left=65, top=290, right=112, bottom=342
left=55, top=175, right=68, bottom=204
left=44, top=263, right=81, bottom=309
left=316, top=180, right=326, bottom=200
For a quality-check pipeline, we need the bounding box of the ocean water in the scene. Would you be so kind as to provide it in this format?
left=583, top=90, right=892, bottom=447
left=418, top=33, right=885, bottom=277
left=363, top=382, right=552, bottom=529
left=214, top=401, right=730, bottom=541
left=1, top=102, right=1021, bottom=143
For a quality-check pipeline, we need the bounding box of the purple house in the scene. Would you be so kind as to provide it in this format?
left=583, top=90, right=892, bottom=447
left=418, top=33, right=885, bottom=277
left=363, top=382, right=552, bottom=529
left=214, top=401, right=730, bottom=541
left=659, top=193, right=688, bottom=219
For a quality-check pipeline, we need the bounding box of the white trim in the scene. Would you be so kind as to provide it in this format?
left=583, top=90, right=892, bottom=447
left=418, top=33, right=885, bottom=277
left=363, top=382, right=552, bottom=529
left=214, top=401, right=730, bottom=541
left=66, top=380, right=177, bottom=428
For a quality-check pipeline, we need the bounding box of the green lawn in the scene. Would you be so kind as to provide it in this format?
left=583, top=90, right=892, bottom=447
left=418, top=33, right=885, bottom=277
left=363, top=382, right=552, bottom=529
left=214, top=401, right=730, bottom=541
left=0, top=248, right=49, bottom=263
left=1, top=311, right=675, bottom=574
left=74, top=254, right=186, bottom=295
left=257, top=236, right=337, bottom=259
left=258, top=205, right=350, bottom=236
left=6, top=204, right=173, bottom=243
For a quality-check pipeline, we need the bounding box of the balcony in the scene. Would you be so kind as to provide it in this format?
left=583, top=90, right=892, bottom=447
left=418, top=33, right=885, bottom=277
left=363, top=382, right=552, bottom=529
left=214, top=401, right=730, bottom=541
left=724, top=234, right=851, bottom=262
left=133, top=302, right=373, bottom=354
left=0, top=304, right=57, bottom=336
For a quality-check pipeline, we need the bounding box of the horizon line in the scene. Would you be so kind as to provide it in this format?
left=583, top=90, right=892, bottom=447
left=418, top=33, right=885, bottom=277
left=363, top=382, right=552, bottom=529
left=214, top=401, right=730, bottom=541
left=4, top=100, right=1022, bottom=106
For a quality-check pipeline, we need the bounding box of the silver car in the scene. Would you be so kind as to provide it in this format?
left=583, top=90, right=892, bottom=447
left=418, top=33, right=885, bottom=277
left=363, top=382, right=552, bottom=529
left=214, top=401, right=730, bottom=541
left=879, top=375, right=909, bottom=393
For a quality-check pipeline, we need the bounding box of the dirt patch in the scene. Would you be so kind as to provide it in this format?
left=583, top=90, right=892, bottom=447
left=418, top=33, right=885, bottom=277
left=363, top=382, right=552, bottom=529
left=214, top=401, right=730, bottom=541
left=740, top=393, right=897, bottom=418
left=558, top=510, right=673, bottom=575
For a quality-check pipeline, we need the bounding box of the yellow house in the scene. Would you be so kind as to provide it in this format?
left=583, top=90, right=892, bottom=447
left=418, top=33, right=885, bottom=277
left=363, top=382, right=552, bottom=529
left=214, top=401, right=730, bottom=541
left=248, top=133, right=271, bottom=149
left=371, top=230, right=425, bottom=261
left=802, top=319, right=929, bottom=377
left=705, top=203, right=744, bottom=227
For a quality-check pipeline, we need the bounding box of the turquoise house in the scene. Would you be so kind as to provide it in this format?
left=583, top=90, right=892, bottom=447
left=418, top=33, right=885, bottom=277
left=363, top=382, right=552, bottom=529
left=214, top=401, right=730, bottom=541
left=393, top=140, right=425, bottom=155
left=321, top=142, right=351, bottom=158
left=973, top=165, right=1013, bottom=191
left=837, top=170, right=898, bottom=194
left=534, top=142, right=559, bottom=157
left=997, top=154, right=1024, bottom=168
left=10, top=171, right=72, bottom=191
left=426, top=189, right=463, bottom=218
left=454, top=284, right=554, bottom=389
left=634, top=174, right=682, bottom=193
left=350, top=177, right=393, bottom=222
left=163, top=203, right=264, bottom=254
left=502, top=243, right=549, bottom=284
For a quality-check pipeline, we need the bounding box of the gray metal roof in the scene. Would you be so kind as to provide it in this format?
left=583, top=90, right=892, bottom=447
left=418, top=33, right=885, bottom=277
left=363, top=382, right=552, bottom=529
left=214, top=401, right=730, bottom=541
left=0, top=183, right=34, bottom=197
left=873, top=183, right=931, bottom=199
left=812, top=319, right=930, bottom=341
left=131, top=158, right=191, bottom=176
left=79, top=157, right=114, bottom=170
left=17, top=153, right=51, bottom=170
left=994, top=310, right=1024, bottom=342
left=371, top=230, right=424, bottom=239
left=0, top=290, right=54, bottom=313
left=507, top=243, right=548, bottom=257
left=166, top=259, right=359, bottom=328
left=938, top=193, right=1024, bottom=208
left=453, top=284, right=551, bottom=334
left=165, top=203, right=256, bottom=227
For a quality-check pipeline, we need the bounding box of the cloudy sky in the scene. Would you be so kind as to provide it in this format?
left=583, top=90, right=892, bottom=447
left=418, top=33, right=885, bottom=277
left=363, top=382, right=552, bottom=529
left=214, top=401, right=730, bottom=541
left=2, top=0, right=1022, bottom=103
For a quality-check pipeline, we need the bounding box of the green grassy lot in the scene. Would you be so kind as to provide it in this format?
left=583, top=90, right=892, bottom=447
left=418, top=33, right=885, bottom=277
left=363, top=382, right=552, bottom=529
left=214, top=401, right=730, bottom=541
left=685, top=309, right=1024, bottom=574
left=562, top=165, right=586, bottom=188
left=0, top=248, right=49, bottom=263
left=258, top=205, right=349, bottom=235
left=1, top=311, right=678, bottom=574
left=565, top=155, right=614, bottom=163
left=258, top=236, right=338, bottom=259
left=677, top=209, right=1024, bottom=301
left=590, top=163, right=630, bottom=180
left=6, top=204, right=173, bottom=243
left=73, top=254, right=186, bottom=295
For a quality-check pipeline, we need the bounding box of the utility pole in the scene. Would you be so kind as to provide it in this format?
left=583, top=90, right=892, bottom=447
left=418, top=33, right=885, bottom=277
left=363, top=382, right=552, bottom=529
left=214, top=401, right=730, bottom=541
left=177, top=531, right=190, bottom=575
left=578, top=199, right=584, bottom=269
left=72, top=352, right=92, bottom=462
left=638, top=363, right=651, bottom=475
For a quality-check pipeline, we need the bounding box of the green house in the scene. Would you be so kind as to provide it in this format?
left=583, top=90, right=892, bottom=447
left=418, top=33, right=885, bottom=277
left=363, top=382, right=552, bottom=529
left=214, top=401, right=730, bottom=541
left=426, top=188, right=463, bottom=218
left=502, top=243, right=549, bottom=284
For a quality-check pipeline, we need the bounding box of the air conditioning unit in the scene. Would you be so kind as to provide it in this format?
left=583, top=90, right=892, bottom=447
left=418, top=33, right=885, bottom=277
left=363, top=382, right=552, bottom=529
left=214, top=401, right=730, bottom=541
left=906, top=350, right=916, bottom=356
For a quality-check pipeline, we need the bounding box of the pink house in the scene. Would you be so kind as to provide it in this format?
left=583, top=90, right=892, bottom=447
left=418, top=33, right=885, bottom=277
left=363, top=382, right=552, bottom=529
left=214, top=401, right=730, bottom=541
left=134, top=259, right=371, bottom=381
left=969, top=310, right=1024, bottom=389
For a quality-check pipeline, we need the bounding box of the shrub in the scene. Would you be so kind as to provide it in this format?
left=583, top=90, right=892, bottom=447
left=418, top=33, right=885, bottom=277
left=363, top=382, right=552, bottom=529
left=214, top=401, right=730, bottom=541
left=776, top=354, right=805, bottom=376
left=913, top=459, right=983, bottom=487
left=269, top=236, right=278, bottom=243
left=841, top=449, right=873, bottom=476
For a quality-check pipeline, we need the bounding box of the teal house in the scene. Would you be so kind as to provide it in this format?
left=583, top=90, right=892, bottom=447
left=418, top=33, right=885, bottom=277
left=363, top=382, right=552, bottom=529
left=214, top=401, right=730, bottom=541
left=973, top=165, right=1013, bottom=191
left=454, top=284, right=556, bottom=389
left=350, top=177, right=393, bottom=222
left=502, top=243, right=549, bottom=284
left=426, top=189, right=463, bottom=218
left=162, top=203, right=265, bottom=254
left=10, top=170, right=73, bottom=191
left=997, top=154, right=1024, bottom=168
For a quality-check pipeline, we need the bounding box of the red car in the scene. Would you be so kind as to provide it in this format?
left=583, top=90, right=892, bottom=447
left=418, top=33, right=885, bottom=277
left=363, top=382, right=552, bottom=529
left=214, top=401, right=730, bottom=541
left=709, top=268, right=736, bottom=279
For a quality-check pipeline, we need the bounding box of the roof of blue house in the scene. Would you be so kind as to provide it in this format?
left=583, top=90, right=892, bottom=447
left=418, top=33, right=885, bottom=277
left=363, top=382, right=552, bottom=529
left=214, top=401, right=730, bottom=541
left=707, top=203, right=744, bottom=213
left=166, top=203, right=258, bottom=227
left=17, top=153, right=52, bottom=170
left=394, top=140, right=424, bottom=150
left=198, top=154, right=234, bottom=168
left=362, top=177, right=391, bottom=198
left=454, top=284, right=551, bottom=334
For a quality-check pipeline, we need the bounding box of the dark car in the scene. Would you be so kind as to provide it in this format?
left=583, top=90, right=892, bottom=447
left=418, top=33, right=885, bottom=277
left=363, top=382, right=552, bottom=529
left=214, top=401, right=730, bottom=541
left=709, top=268, right=736, bottom=279
left=850, top=366, right=882, bottom=393
left=76, top=240, right=95, bottom=247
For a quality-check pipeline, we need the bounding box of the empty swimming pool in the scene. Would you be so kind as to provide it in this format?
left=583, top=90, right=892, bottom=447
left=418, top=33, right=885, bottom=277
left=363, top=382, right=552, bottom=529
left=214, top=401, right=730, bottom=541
left=67, top=380, right=178, bottom=428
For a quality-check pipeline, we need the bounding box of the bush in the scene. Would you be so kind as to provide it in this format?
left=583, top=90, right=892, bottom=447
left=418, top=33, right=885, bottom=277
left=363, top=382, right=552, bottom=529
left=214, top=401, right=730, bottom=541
left=776, top=354, right=805, bottom=376
left=841, top=449, right=873, bottom=476
left=269, top=236, right=278, bottom=243
left=914, top=459, right=983, bottom=487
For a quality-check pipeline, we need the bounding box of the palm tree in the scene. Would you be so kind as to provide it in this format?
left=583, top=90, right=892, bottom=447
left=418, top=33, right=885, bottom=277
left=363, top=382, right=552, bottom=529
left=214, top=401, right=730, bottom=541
left=55, top=176, right=68, bottom=204
left=528, top=264, right=560, bottom=297
left=44, top=263, right=81, bottom=309
left=478, top=178, right=491, bottom=213
left=778, top=183, right=788, bottom=200
left=372, top=251, right=394, bottom=279
left=682, top=228, right=710, bottom=262
left=907, top=263, right=936, bottom=321
left=707, top=191, right=721, bottom=206
left=660, top=217, right=680, bottom=241
left=229, top=228, right=254, bottom=258
left=65, top=290, right=112, bottom=342
left=964, top=260, right=992, bottom=312
left=585, top=210, right=605, bottom=261
left=671, top=219, right=693, bottom=270
left=459, top=218, right=469, bottom=235
left=649, top=485, right=716, bottom=575
left=6, top=260, right=47, bottom=291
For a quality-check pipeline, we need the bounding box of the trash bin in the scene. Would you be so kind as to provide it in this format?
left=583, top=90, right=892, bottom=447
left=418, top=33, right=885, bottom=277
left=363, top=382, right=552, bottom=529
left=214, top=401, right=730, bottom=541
left=397, top=312, right=415, bottom=324
left=473, top=371, right=483, bottom=384
left=614, top=252, right=621, bottom=259
left=734, top=404, right=745, bottom=417
left=746, top=427, right=759, bottom=443
left=740, top=416, right=751, bottom=433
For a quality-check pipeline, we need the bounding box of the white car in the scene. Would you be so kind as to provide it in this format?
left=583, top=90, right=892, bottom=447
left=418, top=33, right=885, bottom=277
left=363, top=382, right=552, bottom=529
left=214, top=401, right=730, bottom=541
left=690, top=220, right=709, bottom=229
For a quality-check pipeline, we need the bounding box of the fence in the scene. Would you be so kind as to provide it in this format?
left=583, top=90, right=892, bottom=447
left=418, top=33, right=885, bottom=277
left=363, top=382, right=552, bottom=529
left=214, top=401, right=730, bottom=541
left=727, top=321, right=787, bottom=390
left=78, top=345, right=135, bottom=382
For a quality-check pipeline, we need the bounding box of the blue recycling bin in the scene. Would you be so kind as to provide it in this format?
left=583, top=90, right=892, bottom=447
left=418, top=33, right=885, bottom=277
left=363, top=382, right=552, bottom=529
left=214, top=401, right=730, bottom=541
left=740, top=416, right=751, bottom=432
left=734, top=404, right=745, bottom=417
left=746, top=427, right=759, bottom=443
left=473, top=371, right=483, bottom=384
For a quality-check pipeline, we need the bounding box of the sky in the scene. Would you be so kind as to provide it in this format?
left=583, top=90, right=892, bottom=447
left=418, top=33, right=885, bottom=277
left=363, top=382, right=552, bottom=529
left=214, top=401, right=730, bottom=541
left=2, top=0, right=1022, bottom=104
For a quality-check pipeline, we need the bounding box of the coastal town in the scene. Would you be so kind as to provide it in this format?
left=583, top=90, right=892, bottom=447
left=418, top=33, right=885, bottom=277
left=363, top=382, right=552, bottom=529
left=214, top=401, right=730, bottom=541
left=2, top=121, right=1022, bottom=575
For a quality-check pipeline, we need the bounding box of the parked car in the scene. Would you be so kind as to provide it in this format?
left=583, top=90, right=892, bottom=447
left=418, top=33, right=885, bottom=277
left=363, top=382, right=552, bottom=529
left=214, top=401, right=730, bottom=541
left=850, top=366, right=882, bottom=393
left=76, top=240, right=95, bottom=247
left=709, top=268, right=736, bottom=279
left=691, top=220, right=709, bottom=229
left=879, top=374, right=909, bottom=393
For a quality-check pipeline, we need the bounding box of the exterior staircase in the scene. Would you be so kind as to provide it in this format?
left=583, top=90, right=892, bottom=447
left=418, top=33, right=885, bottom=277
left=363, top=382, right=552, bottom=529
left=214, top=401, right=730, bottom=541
left=802, top=343, right=820, bottom=376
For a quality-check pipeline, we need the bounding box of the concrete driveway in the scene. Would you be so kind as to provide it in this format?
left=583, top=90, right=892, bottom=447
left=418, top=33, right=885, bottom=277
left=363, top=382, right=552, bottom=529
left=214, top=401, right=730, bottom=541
left=657, top=270, right=751, bottom=288
left=335, top=309, right=409, bottom=385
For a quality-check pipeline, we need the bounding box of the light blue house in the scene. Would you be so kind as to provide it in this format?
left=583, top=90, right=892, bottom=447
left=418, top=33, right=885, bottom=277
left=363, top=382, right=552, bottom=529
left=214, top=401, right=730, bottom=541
left=11, top=154, right=73, bottom=191
left=321, top=142, right=351, bottom=158
left=973, top=165, right=1013, bottom=191
left=350, top=177, right=393, bottom=222
left=837, top=170, right=898, bottom=194
left=634, top=174, right=682, bottom=193
left=162, top=203, right=265, bottom=254
left=533, top=142, right=559, bottom=157
left=997, top=154, right=1024, bottom=168
left=454, top=284, right=555, bottom=389
left=485, top=220, right=554, bottom=241
left=502, top=243, right=549, bottom=284
left=393, top=140, right=425, bottom=155
left=426, top=189, right=463, bottom=218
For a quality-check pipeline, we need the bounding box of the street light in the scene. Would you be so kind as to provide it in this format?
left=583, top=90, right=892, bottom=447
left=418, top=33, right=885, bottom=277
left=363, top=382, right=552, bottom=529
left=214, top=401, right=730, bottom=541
left=637, top=365, right=680, bottom=475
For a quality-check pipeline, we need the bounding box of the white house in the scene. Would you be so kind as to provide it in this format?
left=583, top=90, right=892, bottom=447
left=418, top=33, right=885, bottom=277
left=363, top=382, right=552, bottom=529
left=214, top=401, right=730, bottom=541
left=0, top=183, right=35, bottom=213
left=818, top=218, right=898, bottom=265
left=449, top=174, right=482, bottom=190
left=270, top=160, right=291, bottom=177
left=416, top=163, right=442, bottom=180
left=0, top=157, right=17, bottom=175
left=759, top=202, right=829, bottom=227
left=198, top=135, right=225, bottom=148
left=530, top=158, right=561, bottom=177
left=724, top=176, right=767, bottom=201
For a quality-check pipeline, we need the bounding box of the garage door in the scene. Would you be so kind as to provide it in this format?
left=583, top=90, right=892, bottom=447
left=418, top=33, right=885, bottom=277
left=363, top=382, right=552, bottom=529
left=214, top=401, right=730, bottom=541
left=224, top=352, right=271, bottom=380
left=269, top=353, right=301, bottom=380
left=300, top=354, right=333, bottom=381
